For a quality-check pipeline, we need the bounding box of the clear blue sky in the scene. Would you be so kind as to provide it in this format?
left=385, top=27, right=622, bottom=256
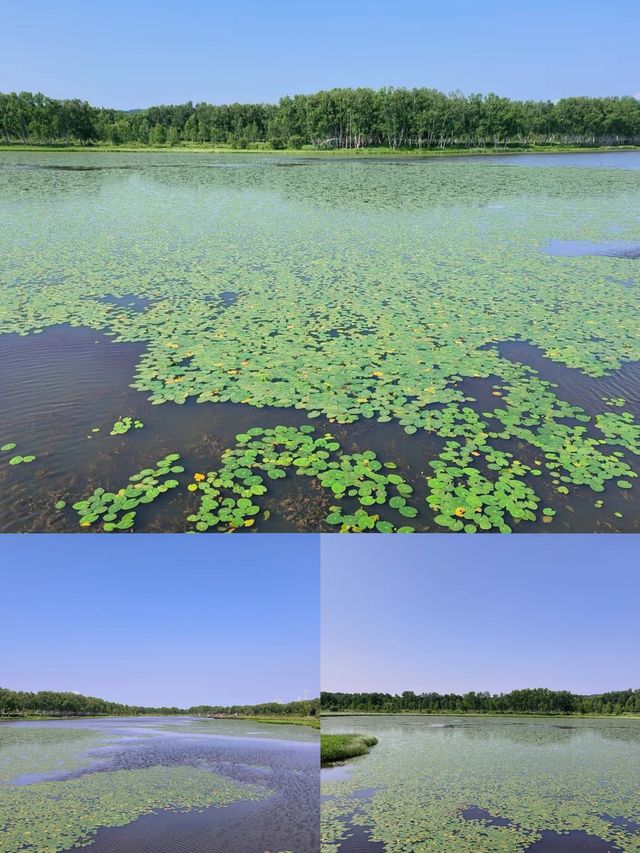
left=321, top=536, right=640, bottom=695
left=0, top=535, right=319, bottom=707
left=1, top=1, right=638, bottom=109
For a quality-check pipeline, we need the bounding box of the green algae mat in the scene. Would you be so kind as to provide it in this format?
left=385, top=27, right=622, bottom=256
left=1, top=152, right=639, bottom=532
left=320, top=715, right=640, bottom=851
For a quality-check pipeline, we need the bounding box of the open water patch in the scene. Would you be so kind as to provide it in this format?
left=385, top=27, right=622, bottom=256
left=543, top=240, right=640, bottom=259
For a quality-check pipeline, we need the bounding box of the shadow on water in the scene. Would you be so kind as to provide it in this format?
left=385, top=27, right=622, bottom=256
left=1, top=325, right=639, bottom=532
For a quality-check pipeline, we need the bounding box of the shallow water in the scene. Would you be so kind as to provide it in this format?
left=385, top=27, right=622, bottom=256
left=0, top=716, right=319, bottom=853
left=1, top=151, right=639, bottom=533
left=320, top=715, right=640, bottom=852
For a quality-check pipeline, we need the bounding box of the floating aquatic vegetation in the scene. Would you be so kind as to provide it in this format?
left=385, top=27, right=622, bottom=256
left=109, top=416, right=144, bottom=435
left=8, top=454, right=36, bottom=465
left=321, top=716, right=640, bottom=852
left=0, top=764, right=268, bottom=853
left=186, top=425, right=416, bottom=532
left=72, top=454, right=183, bottom=530
left=2, top=442, right=36, bottom=465
left=1, top=154, right=639, bottom=531
left=0, top=718, right=314, bottom=853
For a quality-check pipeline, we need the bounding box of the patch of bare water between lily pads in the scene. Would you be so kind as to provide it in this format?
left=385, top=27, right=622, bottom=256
left=543, top=240, right=640, bottom=259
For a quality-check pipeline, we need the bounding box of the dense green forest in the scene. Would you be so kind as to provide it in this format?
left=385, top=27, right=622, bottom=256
left=321, top=689, right=640, bottom=716
left=0, top=686, right=319, bottom=718
left=1, top=89, right=639, bottom=149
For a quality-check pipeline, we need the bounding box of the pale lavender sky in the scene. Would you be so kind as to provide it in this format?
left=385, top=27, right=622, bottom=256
left=321, top=536, right=640, bottom=695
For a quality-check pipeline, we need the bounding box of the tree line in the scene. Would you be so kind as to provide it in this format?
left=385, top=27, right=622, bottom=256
left=0, top=687, right=319, bottom=718
left=2, top=88, right=639, bottom=150
left=321, top=689, right=640, bottom=716
left=189, top=699, right=319, bottom=718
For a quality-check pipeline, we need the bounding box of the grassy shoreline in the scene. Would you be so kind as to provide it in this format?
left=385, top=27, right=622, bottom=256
left=1, top=713, right=320, bottom=728
left=321, top=733, right=378, bottom=765
left=1, top=143, right=639, bottom=158
left=322, top=711, right=640, bottom=720
left=237, top=714, right=320, bottom=729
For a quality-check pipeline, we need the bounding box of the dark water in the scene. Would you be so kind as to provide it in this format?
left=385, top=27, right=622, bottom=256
left=0, top=325, right=638, bottom=533
left=334, top=822, right=386, bottom=853
left=527, top=831, right=622, bottom=851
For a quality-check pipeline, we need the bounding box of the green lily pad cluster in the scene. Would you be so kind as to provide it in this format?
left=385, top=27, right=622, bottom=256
left=109, top=415, right=144, bottom=435
left=428, top=439, right=540, bottom=533
left=2, top=442, right=37, bottom=466
left=187, top=425, right=417, bottom=532
left=1, top=153, right=639, bottom=531
left=595, top=409, right=640, bottom=455
left=73, top=454, right=183, bottom=530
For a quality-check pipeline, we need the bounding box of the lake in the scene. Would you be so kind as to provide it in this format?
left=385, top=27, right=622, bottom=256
left=0, top=715, right=319, bottom=853
left=320, top=714, right=640, bottom=852
left=1, top=150, right=639, bottom=533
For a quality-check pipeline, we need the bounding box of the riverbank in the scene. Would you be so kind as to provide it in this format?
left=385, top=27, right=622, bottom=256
left=321, top=733, right=378, bottom=765
left=1, top=142, right=639, bottom=158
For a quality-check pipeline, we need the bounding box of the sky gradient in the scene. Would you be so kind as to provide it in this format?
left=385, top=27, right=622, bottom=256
left=321, top=536, right=640, bottom=695
left=1, top=534, right=319, bottom=707
left=1, top=1, right=638, bottom=109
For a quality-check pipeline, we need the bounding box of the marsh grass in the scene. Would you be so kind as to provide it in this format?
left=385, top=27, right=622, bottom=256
left=321, top=733, right=378, bottom=765
left=239, top=714, right=320, bottom=729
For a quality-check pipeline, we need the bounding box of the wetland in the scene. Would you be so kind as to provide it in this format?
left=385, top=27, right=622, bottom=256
left=0, top=715, right=319, bottom=853
left=320, top=714, right=640, bottom=852
left=1, top=150, right=639, bottom=532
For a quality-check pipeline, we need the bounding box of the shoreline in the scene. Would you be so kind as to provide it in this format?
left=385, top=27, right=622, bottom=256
left=1, top=713, right=320, bottom=728
left=1, top=143, right=639, bottom=158
left=321, top=711, right=640, bottom=720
